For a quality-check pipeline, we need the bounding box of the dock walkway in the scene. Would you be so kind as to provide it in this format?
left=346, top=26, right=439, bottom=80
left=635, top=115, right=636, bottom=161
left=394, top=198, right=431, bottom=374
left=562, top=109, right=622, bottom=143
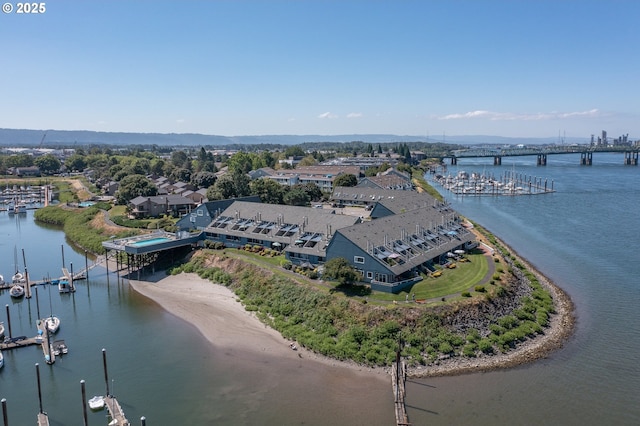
left=37, top=412, right=50, bottom=426
left=392, top=361, right=410, bottom=426
left=36, top=319, right=55, bottom=364
left=104, top=395, right=130, bottom=426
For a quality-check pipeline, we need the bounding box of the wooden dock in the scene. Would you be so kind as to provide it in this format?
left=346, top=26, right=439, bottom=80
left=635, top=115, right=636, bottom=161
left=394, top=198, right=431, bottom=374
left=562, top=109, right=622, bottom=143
left=37, top=411, right=50, bottom=426
left=36, top=319, right=55, bottom=364
left=392, top=360, right=411, bottom=426
left=104, top=395, right=130, bottom=425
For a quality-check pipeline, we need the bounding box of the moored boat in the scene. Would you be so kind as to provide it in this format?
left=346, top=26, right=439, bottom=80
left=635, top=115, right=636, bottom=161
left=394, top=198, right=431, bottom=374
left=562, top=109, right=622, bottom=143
left=88, top=395, right=105, bottom=410
left=9, top=284, right=25, bottom=298
left=58, top=278, right=72, bottom=293
left=44, top=316, right=61, bottom=334
left=0, top=350, right=4, bottom=369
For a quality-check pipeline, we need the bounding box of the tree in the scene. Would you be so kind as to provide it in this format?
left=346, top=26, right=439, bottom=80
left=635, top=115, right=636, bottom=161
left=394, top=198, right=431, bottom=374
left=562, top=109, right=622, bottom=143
left=191, top=171, right=217, bottom=189
left=64, top=154, right=87, bottom=172
left=298, top=182, right=323, bottom=201
left=206, top=171, right=250, bottom=200
left=170, top=150, right=189, bottom=168
left=333, top=173, right=358, bottom=187
left=226, top=152, right=253, bottom=175
left=34, top=154, right=61, bottom=174
left=283, top=187, right=310, bottom=206
left=323, top=257, right=360, bottom=285
left=284, top=146, right=305, bottom=158
left=298, top=155, right=317, bottom=167
left=115, top=174, right=158, bottom=205
left=250, top=178, right=284, bottom=204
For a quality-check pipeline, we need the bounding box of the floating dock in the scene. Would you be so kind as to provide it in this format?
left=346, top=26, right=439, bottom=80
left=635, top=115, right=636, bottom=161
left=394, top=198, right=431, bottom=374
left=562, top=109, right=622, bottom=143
left=36, top=320, right=55, bottom=364
left=104, top=395, right=130, bottom=425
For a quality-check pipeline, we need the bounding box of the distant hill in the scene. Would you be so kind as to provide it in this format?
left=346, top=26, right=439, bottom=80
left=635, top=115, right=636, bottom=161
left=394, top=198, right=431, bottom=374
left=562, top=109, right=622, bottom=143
left=0, top=128, right=586, bottom=147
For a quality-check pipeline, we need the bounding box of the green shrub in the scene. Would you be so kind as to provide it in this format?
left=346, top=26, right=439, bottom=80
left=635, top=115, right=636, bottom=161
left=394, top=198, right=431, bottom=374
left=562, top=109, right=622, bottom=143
left=478, top=338, right=494, bottom=354
left=461, top=291, right=471, bottom=297
left=463, top=343, right=477, bottom=357
left=474, top=285, right=486, bottom=293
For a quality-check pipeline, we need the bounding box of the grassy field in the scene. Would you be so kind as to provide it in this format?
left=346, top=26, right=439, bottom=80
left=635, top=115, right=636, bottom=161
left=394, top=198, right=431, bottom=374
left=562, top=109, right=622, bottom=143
left=368, top=252, right=490, bottom=302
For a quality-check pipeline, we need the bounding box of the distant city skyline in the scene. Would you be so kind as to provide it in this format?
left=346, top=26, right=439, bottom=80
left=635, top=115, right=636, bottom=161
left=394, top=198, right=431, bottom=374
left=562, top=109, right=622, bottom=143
left=2, top=1, right=639, bottom=139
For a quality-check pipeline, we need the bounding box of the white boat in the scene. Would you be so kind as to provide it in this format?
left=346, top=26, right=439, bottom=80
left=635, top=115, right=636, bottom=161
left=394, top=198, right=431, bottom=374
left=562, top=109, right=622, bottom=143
left=0, top=350, right=4, bottom=369
left=58, top=278, right=72, bottom=293
left=44, top=316, right=60, bottom=334
left=88, top=395, right=105, bottom=410
left=15, top=202, right=27, bottom=214
left=0, top=274, right=4, bottom=286
left=12, top=270, right=25, bottom=284
left=0, top=322, right=4, bottom=339
left=9, top=284, right=25, bottom=298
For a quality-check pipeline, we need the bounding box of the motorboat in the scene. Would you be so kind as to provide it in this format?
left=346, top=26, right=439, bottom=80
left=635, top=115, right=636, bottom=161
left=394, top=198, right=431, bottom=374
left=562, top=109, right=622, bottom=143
left=15, top=202, right=27, bottom=214
left=88, top=395, right=105, bottom=410
left=52, top=340, right=68, bottom=356
left=0, top=321, right=4, bottom=339
left=9, top=284, right=25, bottom=298
left=0, top=350, right=3, bottom=369
left=0, top=274, right=4, bottom=286
left=44, top=316, right=61, bottom=334
left=58, top=278, right=72, bottom=293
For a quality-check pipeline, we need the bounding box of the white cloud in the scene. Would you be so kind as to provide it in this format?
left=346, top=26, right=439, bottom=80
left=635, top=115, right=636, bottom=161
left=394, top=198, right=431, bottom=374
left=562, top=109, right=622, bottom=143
left=435, top=109, right=602, bottom=121
left=176, top=118, right=186, bottom=124
left=318, top=112, right=338, bottom=119
left=346, top=112, right=363, bottom=118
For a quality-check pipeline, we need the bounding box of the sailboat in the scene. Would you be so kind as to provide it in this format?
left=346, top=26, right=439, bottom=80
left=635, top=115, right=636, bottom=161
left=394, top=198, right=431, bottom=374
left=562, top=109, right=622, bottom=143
left=44, top=286, right=60, bottom=333
left=10, top=246, right=25, bottom=298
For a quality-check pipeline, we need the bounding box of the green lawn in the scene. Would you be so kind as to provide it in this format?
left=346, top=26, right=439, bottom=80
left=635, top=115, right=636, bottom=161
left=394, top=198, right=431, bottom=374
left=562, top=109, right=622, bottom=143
left=371, top=252, right=490, bottom=302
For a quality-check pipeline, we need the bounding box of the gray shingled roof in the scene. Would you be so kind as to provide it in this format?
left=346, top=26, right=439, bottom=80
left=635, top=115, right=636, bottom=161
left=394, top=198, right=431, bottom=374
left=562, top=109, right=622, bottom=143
left=333, top=208, right=474, bottom=275
left=331, top=186, right=441, bottom=213
left=204, top=201, right=361, bottom=256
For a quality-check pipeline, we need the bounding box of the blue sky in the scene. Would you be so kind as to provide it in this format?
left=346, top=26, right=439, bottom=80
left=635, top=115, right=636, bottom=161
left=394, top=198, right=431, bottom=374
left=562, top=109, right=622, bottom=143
left=1, top=0, right=639, bottom=140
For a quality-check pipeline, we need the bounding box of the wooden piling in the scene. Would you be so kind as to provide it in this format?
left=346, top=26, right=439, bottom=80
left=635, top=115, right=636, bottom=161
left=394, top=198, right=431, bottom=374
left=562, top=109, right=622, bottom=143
left=81, top=380, right=88, bottom=426
left=2, top=398, right=8, bottom=426
left=391, top=361, right=410, bottom=426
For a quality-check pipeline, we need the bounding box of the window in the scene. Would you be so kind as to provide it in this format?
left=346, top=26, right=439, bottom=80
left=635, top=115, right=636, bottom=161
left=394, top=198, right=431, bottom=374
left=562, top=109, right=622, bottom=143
left=366, top=271, right=373, bottom=279
left=354, top=256, right=365, bottom=264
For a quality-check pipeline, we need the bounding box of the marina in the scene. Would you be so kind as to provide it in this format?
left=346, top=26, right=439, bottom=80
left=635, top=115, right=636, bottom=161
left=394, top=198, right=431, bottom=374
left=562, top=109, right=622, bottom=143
left=432, top=168, right=555, bottom=196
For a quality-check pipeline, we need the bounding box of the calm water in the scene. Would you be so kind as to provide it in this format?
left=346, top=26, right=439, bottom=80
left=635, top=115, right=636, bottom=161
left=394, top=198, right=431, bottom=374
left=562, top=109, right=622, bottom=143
left=0, top=210, right=392, bottom=425
left=1, top=153, right=639, bottom=425
left=408, top=152, right=640, bottom=425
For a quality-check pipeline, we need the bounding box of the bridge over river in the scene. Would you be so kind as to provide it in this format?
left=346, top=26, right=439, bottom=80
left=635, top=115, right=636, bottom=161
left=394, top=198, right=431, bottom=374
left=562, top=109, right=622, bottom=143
left=445, top=145, right=639, bottom=166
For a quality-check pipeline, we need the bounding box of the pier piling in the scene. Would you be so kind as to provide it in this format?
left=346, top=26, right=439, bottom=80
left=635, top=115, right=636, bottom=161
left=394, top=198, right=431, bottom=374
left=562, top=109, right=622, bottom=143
left=5, top=305, right=11, bottom=338
left=81, top=380, right=88, bottom=426
left=2, top=398, right=8, bottom=426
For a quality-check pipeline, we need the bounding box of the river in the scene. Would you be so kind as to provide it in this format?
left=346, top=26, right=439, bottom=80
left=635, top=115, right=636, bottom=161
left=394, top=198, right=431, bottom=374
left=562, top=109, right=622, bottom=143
left=1, top=153, right=639, bottom=425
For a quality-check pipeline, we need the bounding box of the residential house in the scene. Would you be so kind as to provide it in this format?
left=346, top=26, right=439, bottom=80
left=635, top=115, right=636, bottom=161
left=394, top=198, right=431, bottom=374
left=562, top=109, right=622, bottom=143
left=128, top=195, right=196, bottom=218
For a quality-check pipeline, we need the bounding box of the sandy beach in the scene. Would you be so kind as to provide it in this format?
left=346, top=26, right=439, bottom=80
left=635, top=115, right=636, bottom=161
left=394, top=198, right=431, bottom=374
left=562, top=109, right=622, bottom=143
left=128, top=271, right=386, bottom=374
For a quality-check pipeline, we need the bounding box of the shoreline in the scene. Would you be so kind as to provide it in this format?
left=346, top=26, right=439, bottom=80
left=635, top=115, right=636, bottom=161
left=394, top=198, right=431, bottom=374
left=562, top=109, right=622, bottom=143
left=408, top=234, right=575, bottom=377
left=127, top=234, right=575, bottom=379
left=127, top=271, right=387, bottom=377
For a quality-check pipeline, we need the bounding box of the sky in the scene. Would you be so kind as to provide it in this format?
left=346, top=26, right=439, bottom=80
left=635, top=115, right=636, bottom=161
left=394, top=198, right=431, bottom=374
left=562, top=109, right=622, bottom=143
left=1, top=0, right=639, bottom=140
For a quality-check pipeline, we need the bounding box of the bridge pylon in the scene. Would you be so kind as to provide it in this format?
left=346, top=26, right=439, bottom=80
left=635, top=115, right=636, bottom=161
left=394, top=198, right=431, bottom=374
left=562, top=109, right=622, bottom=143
left=537, top=154, right=547, bottom=166
left=451, top=156, right=457, bottom=165
left=580, top=152, right=593, bottom=165
left=624, top=151, right=638, bottom=165
left=493, top=156, right=502, bottom=166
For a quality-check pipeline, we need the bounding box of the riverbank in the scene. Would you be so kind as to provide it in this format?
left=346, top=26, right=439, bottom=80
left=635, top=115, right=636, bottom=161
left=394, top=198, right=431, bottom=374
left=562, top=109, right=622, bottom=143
left=127, top=234, right=575, bottom=379
left=128, top=271, right=387, bottom=376
left=409, top=233, right=575, bottom=377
